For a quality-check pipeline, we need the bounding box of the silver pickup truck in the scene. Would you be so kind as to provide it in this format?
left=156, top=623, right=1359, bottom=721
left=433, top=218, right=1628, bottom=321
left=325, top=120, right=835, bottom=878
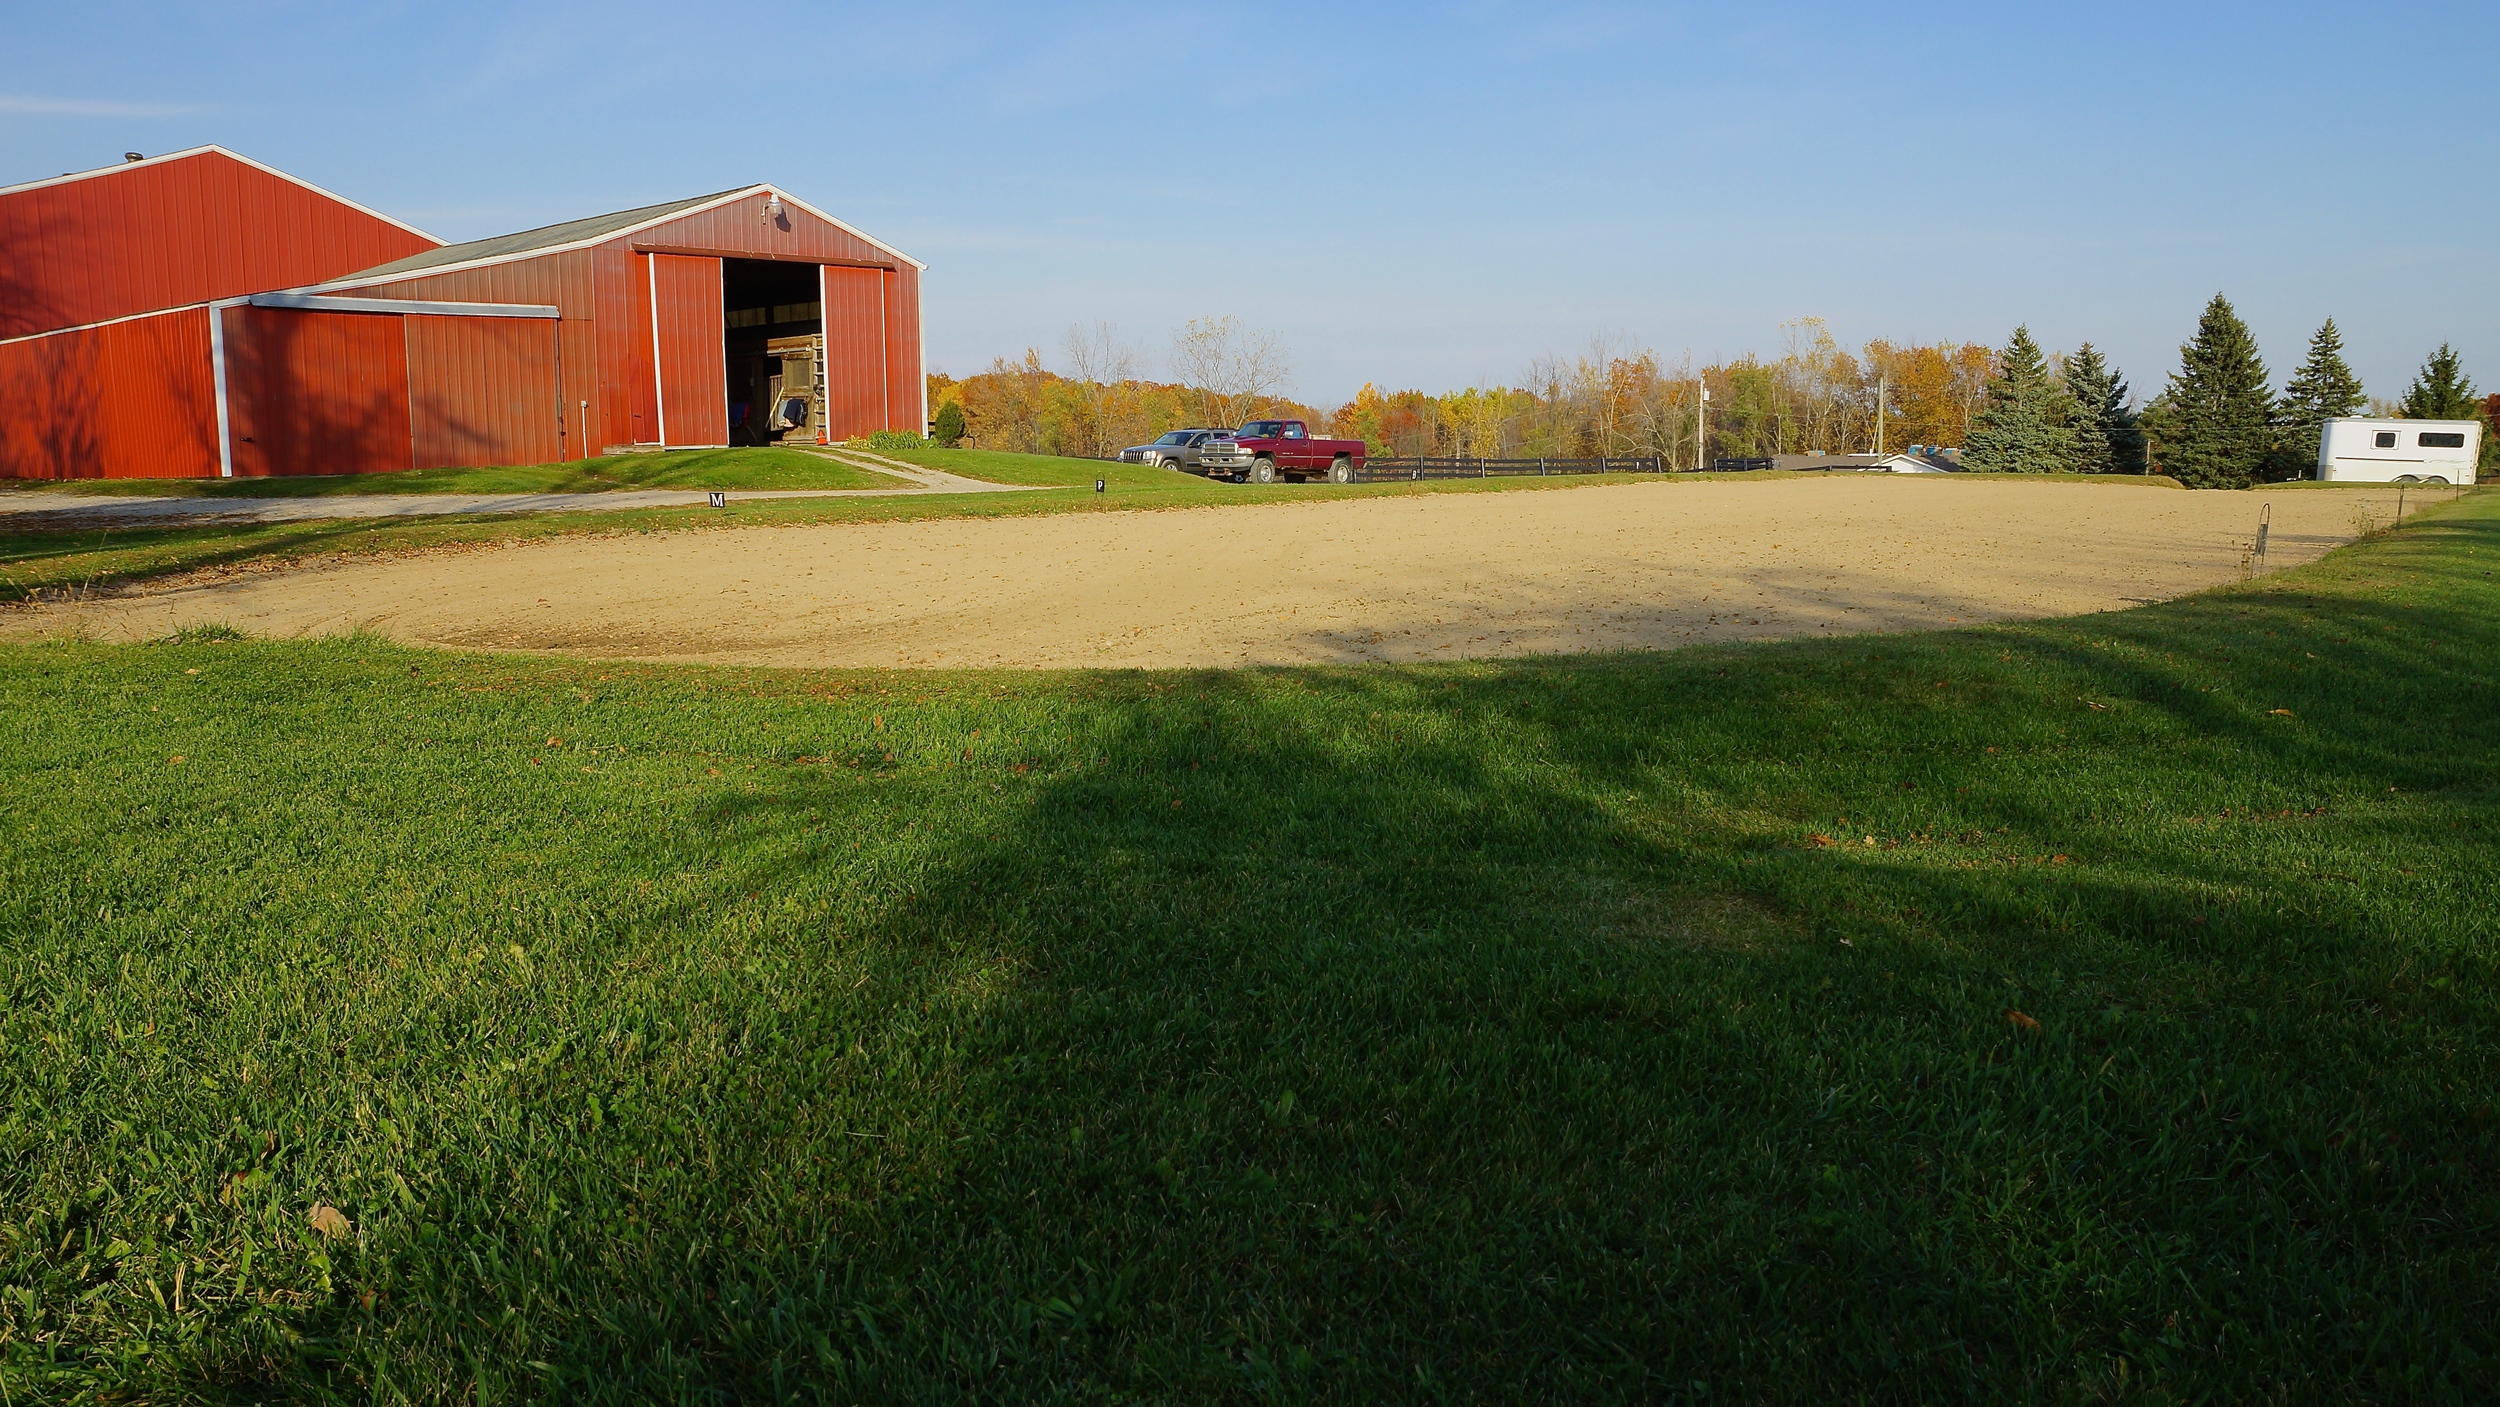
left=1117, top=429, right=1227, bottom=473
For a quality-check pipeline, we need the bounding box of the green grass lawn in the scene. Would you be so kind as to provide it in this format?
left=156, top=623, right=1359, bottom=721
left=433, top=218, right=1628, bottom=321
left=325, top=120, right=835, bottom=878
left=5, top=495, right=2497, bottom=1401
left=0, top=447, right=905, bottom=499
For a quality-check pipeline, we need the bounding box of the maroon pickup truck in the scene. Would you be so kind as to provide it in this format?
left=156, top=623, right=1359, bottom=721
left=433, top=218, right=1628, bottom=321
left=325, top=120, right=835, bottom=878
left=1196, top=419, right=1367, bottom=483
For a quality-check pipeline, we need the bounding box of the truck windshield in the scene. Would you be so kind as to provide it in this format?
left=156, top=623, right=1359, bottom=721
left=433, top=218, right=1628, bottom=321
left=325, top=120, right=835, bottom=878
left=1154, top=432, right=1191, bottom=445
left=1238, top=421, right=1284, bottom=438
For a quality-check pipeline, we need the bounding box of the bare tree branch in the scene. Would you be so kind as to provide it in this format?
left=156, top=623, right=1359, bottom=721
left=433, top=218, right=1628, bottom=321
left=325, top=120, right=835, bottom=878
left=1061, top=321, right=1137, bottom=458
left=1171, top=316, right=1293, bottom=428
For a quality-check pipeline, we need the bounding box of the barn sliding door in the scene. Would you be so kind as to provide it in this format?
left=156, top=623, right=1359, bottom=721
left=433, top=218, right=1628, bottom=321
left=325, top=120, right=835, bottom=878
left=648, top=253, right=726, bottom=447
left=820, top=265, right=888, bottom=441
left=222, top=306, right=411, bottom=477
left=404, top=314, right=564, bottom=469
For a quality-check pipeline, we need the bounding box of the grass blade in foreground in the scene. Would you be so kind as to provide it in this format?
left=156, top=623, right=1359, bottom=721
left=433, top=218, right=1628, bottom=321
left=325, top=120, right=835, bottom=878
left=1, top=496, right=2496, bottom=1401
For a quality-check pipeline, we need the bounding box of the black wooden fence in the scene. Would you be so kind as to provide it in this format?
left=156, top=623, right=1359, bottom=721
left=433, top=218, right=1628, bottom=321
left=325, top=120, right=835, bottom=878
left=1350, top=455, right=1669, bottom=482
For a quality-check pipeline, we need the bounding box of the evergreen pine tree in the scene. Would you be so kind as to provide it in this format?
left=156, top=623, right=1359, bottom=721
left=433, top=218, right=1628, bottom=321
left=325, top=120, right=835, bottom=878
left=2150, top=294, right=2273, bottom=489
left=2483, top=393, right=2500, bottom=482
left=932, top=399, right=967, bottom=447
left=1962, top=325, right=2080, bottom=473
left=2399, top=343, right=2478, bottom=419
left=2059, top=343, right=2146, bottom=475
left=2273, top=319, right=2367, bottom=479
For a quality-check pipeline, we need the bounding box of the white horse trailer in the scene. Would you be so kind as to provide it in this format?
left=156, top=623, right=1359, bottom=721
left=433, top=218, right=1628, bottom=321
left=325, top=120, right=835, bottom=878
left=2317, top=417, right=2483, bottom=484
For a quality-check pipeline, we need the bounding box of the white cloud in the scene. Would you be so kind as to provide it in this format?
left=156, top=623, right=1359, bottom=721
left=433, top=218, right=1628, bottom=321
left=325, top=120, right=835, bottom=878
left=0, top=94, right=197, bottom=117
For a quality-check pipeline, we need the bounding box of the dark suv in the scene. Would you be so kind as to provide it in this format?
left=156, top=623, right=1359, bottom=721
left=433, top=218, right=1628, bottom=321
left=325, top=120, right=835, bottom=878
left=1118, top=429, right=1226, bottom=473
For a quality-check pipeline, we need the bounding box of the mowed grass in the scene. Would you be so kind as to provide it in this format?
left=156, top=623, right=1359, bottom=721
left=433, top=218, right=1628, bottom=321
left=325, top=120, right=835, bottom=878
left=0, top=447, right=903, bottom=499
left=3, top=497, right=2498, bottom=1401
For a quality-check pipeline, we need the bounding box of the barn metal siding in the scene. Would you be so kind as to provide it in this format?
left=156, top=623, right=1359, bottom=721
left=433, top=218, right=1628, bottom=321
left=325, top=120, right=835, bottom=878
left=649, top=254, right=726, bottom=447
left=629, top=193, right=900, bottom=269
left=405, top=315, right=564, bottom=468
left=883, top=265, right=921, bottom=434
left=319, top=251, right=597, bottom=463
left=0, top=149, right=436, bottom=340
left=594, top=247, right=660, bottom=448
left=223, top=306, right=411, bottom=477
left=1, top=162, right=922, bottom=478
left=0, top=309, right=217, bottom=478
left=625, top=192, right=923, bottom=441
left=821, top=265, right=888, bottom=441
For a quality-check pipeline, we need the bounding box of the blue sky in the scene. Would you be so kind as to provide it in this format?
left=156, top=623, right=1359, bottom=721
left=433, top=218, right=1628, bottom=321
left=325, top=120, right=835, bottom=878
left=6, top=2, right=2492, bottom=409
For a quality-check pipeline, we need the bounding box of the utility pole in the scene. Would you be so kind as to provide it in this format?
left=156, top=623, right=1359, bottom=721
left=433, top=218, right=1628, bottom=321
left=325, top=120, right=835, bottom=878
left=1696, top=384, right=1710, bottom=471
left=1875, top=373, right=1887, bottom=456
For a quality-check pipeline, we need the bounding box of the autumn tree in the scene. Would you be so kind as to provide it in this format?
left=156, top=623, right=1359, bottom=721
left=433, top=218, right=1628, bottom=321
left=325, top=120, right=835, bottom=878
left=1963, top=326, right=2080, bottom=473
left=2148, top=294, right=2274, bottom=489
left=2061, top=343, right=2146, bottom=474
left=2273, top=319, right=2366, bottom=478
left=1773, top=318, right=1864, bottom=455
left=1946, top=344, right=1996, bottom=446
left=1860, top=341, right=1982, bottom=451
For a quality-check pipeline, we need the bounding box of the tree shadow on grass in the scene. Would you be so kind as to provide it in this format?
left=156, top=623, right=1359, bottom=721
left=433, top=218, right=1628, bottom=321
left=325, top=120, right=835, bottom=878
left=500, top=534, right=2497, bottom=1400
left=18, top=510, right=2499, bottom=1403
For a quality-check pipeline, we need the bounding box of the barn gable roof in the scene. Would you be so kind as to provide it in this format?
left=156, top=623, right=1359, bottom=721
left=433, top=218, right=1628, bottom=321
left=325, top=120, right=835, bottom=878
left=319, top=185, right=926, bottom=291
left=339, top=191, right=742, bottom=281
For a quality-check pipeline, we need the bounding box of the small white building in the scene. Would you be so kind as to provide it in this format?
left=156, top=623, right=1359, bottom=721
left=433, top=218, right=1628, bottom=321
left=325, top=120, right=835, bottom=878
left=2317, top=418, right=2483, bottom=484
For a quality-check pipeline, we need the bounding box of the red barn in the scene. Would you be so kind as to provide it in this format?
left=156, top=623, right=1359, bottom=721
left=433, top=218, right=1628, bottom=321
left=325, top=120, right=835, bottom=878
left=0, top=147, right=924, bottom=479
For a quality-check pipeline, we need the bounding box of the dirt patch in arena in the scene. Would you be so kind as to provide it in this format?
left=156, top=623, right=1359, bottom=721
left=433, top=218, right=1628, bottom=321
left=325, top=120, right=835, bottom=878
left=7, top=478, right=2366, bottom=668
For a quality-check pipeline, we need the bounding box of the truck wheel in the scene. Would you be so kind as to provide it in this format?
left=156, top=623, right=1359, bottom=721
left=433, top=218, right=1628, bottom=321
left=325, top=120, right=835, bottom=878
left=1329, top=456, right=1355, bottom=483
left=1250, top=458, right=1277, bottom=484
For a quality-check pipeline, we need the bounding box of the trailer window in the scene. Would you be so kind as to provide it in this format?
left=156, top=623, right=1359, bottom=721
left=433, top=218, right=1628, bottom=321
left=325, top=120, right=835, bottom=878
left=2418, top=431, right=2466, bottom=449
left=2374, top=431, right=2398, bottom=448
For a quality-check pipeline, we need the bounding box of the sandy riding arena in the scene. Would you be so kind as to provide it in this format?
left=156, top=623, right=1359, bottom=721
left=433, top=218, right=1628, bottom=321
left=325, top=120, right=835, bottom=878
left=13, top=479, right=2365, bottom=669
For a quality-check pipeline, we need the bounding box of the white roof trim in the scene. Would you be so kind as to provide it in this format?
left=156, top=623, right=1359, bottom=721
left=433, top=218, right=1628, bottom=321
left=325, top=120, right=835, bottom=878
left=303, top=183, right=923, bottom=294
left=2326, top=416, right=2483, bottom=429
left=248, top=292, right=559, bottom=318
left=0, top=144, right=440, bottom=245
left=0, top=300, right=214, bottom=347
left=770, top=188, right=927, bottom=271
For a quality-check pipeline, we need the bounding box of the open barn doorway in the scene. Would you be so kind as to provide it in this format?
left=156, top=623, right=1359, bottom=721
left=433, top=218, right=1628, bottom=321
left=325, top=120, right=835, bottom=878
left=722, top=258, right=826, bottom=446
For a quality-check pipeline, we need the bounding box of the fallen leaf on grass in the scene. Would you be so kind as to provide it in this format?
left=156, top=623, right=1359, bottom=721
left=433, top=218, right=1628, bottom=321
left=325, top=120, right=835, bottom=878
left=2006, top=1009, right=2041, bottom=1033
left=168, top=755, right=186, bottom=765
left=1808, top=833, right=1836, bottom=847
left=545, top=737, right=563, bottom=748
left=2079, top=697, right=2108, bottom=711
left=2268, top=708, right=2296, bottom=717
left=308, top=1204, right=351, bottom=1239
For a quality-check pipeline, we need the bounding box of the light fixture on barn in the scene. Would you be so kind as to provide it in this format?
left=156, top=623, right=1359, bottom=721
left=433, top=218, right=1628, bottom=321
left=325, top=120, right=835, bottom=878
left=762, top=192, right=785, bottom=224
